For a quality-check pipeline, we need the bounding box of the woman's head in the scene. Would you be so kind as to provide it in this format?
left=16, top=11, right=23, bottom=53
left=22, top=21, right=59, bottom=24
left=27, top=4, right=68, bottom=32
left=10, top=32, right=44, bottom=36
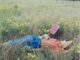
left=48, top=24, right=64, bottom=39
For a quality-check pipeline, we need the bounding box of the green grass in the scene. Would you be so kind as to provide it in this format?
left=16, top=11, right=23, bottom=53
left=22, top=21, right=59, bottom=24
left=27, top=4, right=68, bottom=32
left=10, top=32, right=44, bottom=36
left=0, top=0, right=80, bottom=60
left=0, top=1, right=80, bottom=41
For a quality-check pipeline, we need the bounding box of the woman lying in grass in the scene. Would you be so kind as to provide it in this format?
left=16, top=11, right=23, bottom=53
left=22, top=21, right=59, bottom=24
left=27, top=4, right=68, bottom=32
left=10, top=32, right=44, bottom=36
left=42, top=24, right=73, bottom=52
left=3, top=24, right=73, bottom=52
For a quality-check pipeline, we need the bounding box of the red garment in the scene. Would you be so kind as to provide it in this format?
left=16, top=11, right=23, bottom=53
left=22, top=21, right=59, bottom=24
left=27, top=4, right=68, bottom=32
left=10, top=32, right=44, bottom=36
left=46, top=38, right=64, bottom=52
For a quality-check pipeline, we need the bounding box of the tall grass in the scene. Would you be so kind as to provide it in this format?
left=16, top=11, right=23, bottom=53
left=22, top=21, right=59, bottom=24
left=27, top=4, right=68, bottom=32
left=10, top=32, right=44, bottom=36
left=0, top=1, right=80, bottom=60
left=0, top=39, right=79, bottom=60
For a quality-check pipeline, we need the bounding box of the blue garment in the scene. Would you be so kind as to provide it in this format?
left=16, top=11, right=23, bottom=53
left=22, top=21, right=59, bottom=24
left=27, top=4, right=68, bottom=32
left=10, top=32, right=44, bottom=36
left=4, top=35, right=41, bottom=48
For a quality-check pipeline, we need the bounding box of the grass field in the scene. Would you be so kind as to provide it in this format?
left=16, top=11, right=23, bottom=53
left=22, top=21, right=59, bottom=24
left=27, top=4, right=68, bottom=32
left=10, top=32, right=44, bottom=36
left=0, top=0, right=80, bottom=40
left=0, top=0, right=80, bottom=60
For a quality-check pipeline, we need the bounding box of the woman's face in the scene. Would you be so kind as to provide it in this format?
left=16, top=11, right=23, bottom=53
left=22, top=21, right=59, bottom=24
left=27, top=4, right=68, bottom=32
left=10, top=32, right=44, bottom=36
left=48, top=30, right=55, bottom=38
left=48, top=30, right=53, bottom=36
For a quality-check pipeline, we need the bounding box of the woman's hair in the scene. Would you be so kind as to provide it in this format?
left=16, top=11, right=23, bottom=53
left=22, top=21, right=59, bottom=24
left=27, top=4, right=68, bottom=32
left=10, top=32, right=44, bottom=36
left=49, top=28, right=64, bottom=39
